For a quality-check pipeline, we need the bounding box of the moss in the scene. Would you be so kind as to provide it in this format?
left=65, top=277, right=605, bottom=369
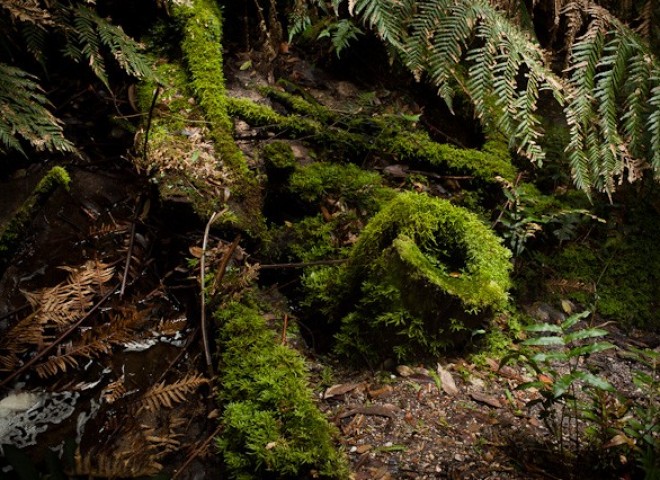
left=227, top=92, right=515, bottom=186
left=0, top=166, right=70, bottom=262
left=382, top=130, right=517, bottom=184
left=288, top=162, right=392, bottom=209
left=261, top=85, right=337, bottom=123
left=327, top=191, right=512, bottom=361
left=215, top=301, right=349, bottom=479
left=262, top=141, right=296, bottom=179
left=168, top=0, right=264, bottom=234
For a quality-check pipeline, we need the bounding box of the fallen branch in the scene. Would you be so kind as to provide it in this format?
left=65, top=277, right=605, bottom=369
left=119, top=221, right=136, bottom=298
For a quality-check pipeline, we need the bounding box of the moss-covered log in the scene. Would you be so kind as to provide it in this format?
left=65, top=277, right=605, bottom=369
left=215, top=301, right=349, bottom=480
left=0, top=166, right=70, bottom=267
left=227, top=93, right=516, bottom=185
left=137, top=0, right=264, bottom=233
left=327, top=191, right=512, bottom=361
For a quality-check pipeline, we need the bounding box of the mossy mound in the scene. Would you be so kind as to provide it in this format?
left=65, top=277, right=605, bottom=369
left=331, top=191, right=512, bottom=361
left=0, top=166, right=70, bottom=267
left=215, top=301, right=349, bottom=480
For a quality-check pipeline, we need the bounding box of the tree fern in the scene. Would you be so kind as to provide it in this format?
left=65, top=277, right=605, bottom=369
left=565, top=6, right=660, bottom=194
left=294, top=0, right=660, bottom=193
left=0, top=63, right=74, bottom=155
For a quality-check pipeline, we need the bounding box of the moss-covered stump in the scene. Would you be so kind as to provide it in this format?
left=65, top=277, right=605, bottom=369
left=0, top=166, right=70, bottom=267
left=329, top=191, right=512, bottom=361
left=215, top=301, right=349, bottom=480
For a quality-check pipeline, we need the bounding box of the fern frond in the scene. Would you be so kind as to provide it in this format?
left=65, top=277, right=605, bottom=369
left=0, top=63, right=75, bottom=154
left=0, top=0, right=53, bottom=26
left=137, top=374, right=209, bottom=412
left=72, top=5, right=108, bottom=87
left=21, top=23, right=48, bottom=64
left=351, top=0, right=414, bottom=48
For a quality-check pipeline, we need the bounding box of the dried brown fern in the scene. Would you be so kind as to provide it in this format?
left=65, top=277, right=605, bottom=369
left=34, top=308, right=146, bottom=378
left=73, top=445, right=163, bottom=478
left=136, top=374, right=209, bottom=412
left=22, top=260, right=114, bottom=328
left=102, top=375, right=128, bottom=404
left=0, top=0, right=53, bottom=26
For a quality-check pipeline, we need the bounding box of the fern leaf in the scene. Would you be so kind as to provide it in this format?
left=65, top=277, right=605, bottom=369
left=0, top=63, right=75, bottom=154
left=0, top=0, right=53, bottom=26
left=137, top=374, right=209, bottom=411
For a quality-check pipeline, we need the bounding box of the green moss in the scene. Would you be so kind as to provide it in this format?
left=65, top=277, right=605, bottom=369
left=383, top=130, right=516, bottom=184
left=289, top=162, right=391, bottom=209
left=0, top=166, right=70, bottom=261
left=227, top=92, right=515, bottom=185
left=168, top=0, right=264, bottom=234
left=328, top=191, right=512, bottom=361
left=262, top=141, right=296, bottom=176
left=215, top=301, right=349, bottom=479
left=261, top=85, right=337, bottom=123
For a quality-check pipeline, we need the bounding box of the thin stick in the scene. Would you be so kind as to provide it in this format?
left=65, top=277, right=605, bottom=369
left=0, top=304, right=30, bottom=322
left=172, top=423, right=223, bottom=479
left=200, top=211, right=221, bottom=377
left=211, top=234, right=241, bottom=294
left=281, top=314, right=288, bottom=345
left=119, top=221, right=136, bottom=298
left=259, top=258, right=348, bottom=269
left=143, top=85, right=161, bottom=161
left=153, top=327, right=200, bottom=386
left=0, top=285, right=118, bottom=390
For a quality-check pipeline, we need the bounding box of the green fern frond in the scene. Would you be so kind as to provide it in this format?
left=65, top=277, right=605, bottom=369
left=352, top=0, right=413, bottom=48
left=0, top=63, right=75, bottom=155
left=21, top=23, right=47, bottom=64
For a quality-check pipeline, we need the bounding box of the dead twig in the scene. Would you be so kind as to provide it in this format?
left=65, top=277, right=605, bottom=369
left=211, top=234, right=241, bottom=294
left=0, top=285, right=118, bottom=390
left=172, top=423, right=223, bottom=480
left=120, top=221, right=136, bottom=298
left=200, top=210, right=226, bottom=377
left=259, top=258, right=348, bottom=269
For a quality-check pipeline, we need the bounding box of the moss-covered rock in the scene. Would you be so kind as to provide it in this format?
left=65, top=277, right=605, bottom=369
left=262, top=141, right=296, bottom=183
left=0, top=166, right=70, bottom=266
left=328, top=191, right=512, bottom=361
left=215, top=301, right=349, bottom=480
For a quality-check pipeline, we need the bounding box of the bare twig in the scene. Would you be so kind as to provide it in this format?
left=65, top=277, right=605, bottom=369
left=211, top=234, right=241, bottom=294
left=200, top=210, right=226, bottom=377
left=259, top=258, right=348, bottom=269
left=120, top=221, right=136, bottom=298
left=143, top=85, right=162, bottom=161
left=172, top=423, right=223, bottom=479
left=0, top=285, right=118, bottom=390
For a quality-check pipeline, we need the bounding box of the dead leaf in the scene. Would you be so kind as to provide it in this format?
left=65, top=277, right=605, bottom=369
left=323, top=383, right=363, bottom=399
left=470, top=392, right=502, bottom=408
left=396, top=365, right=414, bottom=377
left=189, top=246, right=203, bottom=258
left=339, top=404, right=399, bottom=419
left=602, top=434, right=634, bottom=449
left=368, top=385, right=393, bottom=398
left=437, top=364, right=459, bottom=396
